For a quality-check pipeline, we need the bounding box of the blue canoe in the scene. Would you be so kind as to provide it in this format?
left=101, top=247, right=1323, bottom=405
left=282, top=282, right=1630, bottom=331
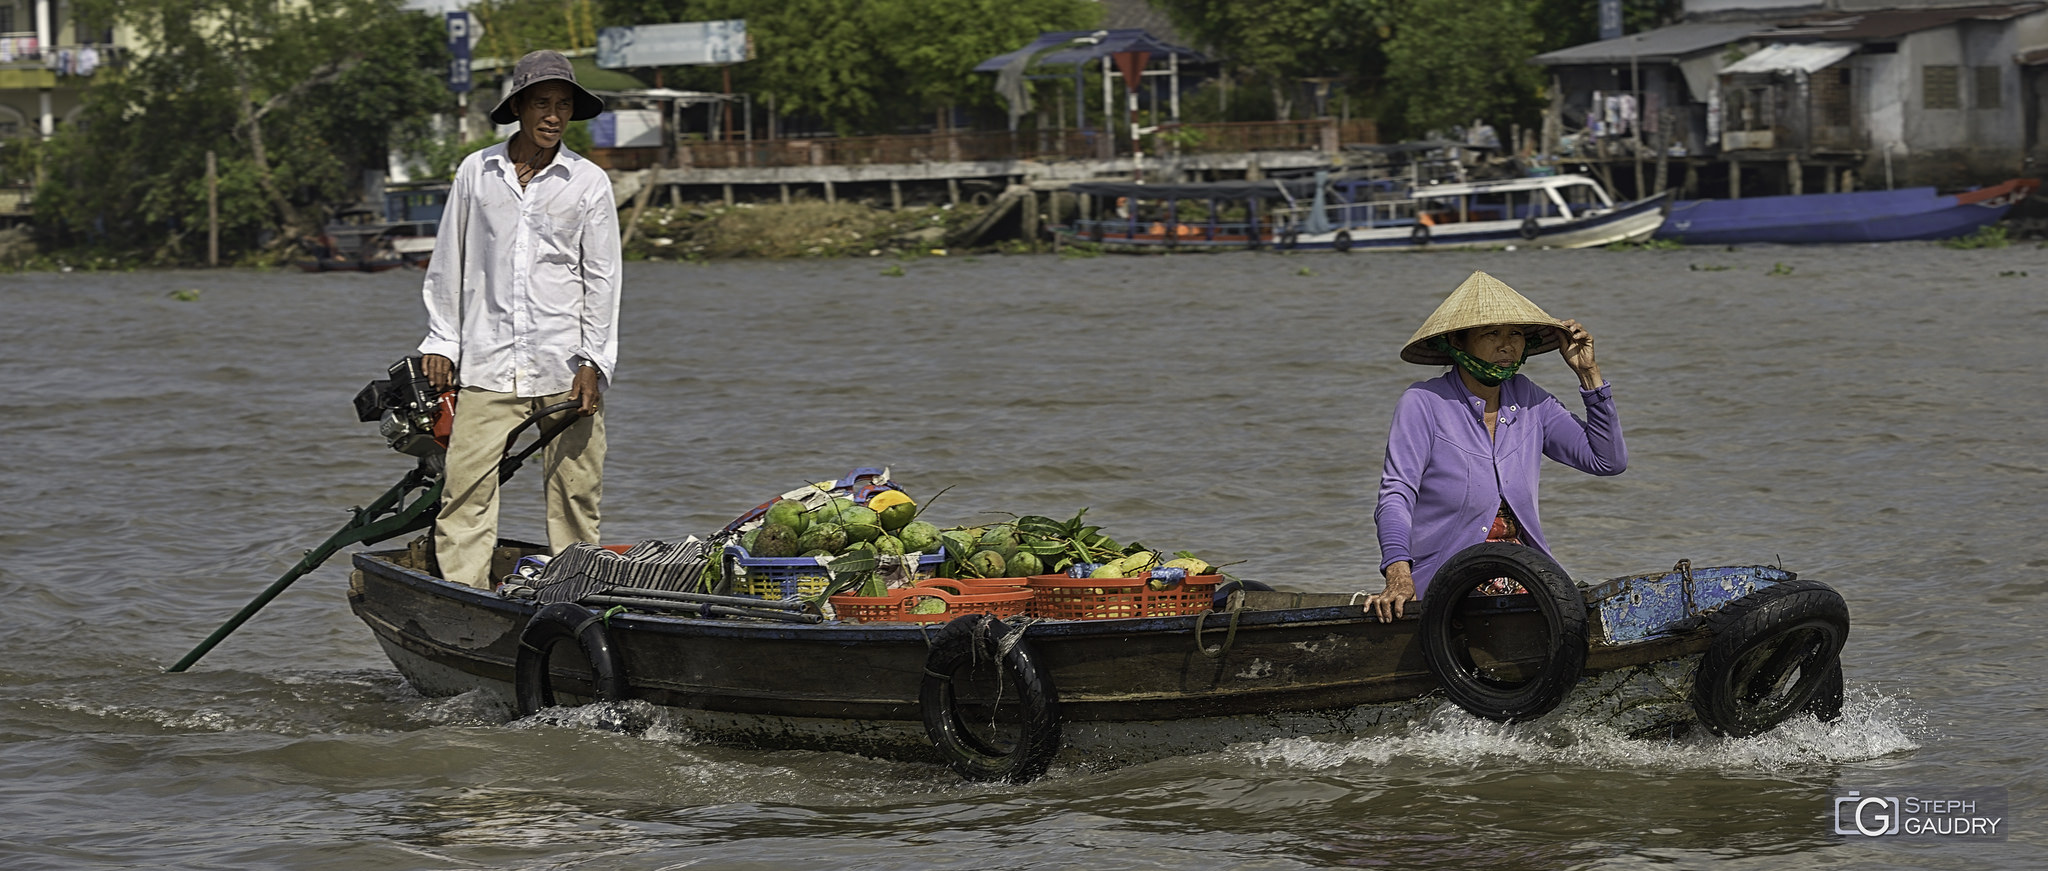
left=1654, top=178, right=2037, bottom=244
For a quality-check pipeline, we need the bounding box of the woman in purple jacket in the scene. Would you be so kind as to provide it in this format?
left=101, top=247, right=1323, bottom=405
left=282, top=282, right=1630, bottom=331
left=1361, top=271, right=1627, bottom=622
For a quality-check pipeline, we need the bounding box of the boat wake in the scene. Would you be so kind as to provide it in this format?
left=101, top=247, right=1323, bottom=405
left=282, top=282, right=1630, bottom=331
left=1226, top=678, right=1920, bottom=773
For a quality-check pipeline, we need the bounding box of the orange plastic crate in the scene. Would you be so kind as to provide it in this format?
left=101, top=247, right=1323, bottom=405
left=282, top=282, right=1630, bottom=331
left=1025, top=574, right=1220, bottom=620
left=829, top=579, right=1034, bottom=623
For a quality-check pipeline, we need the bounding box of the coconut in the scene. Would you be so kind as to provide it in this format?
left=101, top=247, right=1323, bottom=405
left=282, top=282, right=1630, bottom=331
left=753, top=523, right=801, bottom=558
left=967, top=549, right=1007, bottom=578
left=837, top=506, right=883, bottom=544
left=1007, top=550, right=1044, bottom=578
left=898, top=520, right=941, bottom=555
left=764, top=499, right=809, bottom=535
left=798, top=522, right=848, bottom=555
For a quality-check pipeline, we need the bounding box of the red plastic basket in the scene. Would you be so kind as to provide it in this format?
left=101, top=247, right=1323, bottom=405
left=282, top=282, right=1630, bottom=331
left=829, top=579, right=1034, bottom=623
left=1025, top=574, right=1220, bottom=620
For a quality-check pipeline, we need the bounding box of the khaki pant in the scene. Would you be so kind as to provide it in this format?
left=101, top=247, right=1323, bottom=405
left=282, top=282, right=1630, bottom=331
left=434, top=386, right=605, bottom=588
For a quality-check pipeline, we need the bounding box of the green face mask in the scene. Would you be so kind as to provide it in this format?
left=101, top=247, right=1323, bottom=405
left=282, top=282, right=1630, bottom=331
left=1431, top=335, right=1524, bottom=387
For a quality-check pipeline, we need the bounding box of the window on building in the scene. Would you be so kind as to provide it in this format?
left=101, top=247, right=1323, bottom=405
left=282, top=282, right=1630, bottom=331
left=1923, top=65, right=1960, bottom=109
left=1975, top=66, right=2001, bottom=109
left=0, top=6, right=16, bottom=34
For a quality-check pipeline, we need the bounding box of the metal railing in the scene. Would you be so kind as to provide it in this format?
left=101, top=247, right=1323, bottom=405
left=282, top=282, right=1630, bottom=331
left=678, top=129, right=1103, bottom=169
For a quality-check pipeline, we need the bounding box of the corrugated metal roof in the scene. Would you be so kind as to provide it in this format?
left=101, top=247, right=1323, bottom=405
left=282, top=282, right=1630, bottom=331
left=1721, top=41, right=1857, bottom=73
left=974, top=29, right=1205, bottom=73
left=1756, top=3, right=2045, bottom=41
left=1532, top=20, right=1779, bottom=65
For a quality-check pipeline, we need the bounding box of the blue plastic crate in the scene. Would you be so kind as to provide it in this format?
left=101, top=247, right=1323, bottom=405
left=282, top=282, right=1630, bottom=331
left=722, top=544, right=946, bottom=600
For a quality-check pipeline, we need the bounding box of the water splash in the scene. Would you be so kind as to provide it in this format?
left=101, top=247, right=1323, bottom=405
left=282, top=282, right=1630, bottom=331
left=1230, top=680, right=1919, bottom=774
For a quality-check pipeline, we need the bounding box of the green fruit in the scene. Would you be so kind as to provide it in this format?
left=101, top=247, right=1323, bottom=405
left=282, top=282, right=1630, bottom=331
left=1164, top=556, right=1212, bottom=575
left=798, top=522, right=848, bottom=554
left=811, top=497, right=857, bottom=527
left=877, top=501, right=917, bottom=532
left=741, top=528, right=761, bottom=553
left=874, top=534, right=905, bottom=557
left=846, top=540, right=877, bottom=557
left=977, top=524, right=1018, bottom=560
left=1007, top=551, right=1044, bottom=577
left=801, top=548, right=832, bottom=558
left=898, top=520, right=941, bottom=555
left=764, top=500, right=809, bottom=535
left=967, top=549, right=1007, bottom=578
left=753, top=524, right=801, bottom=558
left=940, top=530, right=977, bottom=558
left=837, top=506, right=882, bottom=543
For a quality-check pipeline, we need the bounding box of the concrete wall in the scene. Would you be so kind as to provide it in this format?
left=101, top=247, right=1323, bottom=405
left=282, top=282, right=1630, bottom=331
left=1851, top=13, right=2048, bottom=186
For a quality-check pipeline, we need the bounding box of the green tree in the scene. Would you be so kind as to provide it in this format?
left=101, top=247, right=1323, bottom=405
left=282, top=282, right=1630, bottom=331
left=1152, top=0, right=1393, bottom=121
left=1382, top=0, right=1545, bottom=136
left=594, top=0, right=1099, bottom=134
left=36, top=0, right=448, bottom=261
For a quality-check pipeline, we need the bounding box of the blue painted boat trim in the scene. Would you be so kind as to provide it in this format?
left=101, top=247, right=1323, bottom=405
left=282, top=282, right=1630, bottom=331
left=1586, top=564, right=1797, bottom=643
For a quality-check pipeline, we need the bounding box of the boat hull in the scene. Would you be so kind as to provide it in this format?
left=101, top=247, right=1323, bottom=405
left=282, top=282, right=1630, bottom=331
left=1059, top=191, right=1671, bottom=252
left=1654, top=178, right=2038, bottom=244
left=346, top=547, right=1786, bottom=766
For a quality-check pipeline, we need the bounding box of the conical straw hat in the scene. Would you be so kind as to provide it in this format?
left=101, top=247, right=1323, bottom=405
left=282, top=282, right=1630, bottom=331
left=1400, top=271, right=1564, bottom=365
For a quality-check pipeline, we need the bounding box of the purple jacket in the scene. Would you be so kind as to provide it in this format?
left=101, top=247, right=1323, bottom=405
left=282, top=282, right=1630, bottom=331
left=1375, top=371, right=1626, bottom=596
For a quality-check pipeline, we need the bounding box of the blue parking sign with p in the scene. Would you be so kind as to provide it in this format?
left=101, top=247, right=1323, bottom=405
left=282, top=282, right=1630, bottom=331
left=447, top=12, right=472, bottom=93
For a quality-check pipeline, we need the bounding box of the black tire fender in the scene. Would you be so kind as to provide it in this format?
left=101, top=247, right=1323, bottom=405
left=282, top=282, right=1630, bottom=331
left=1419, top=542, right=1588, bottom=722
left=1690, top=579, right=1849, bottom=737
left=920, top=614, right=1061, bottom=782
left=1411, top=223, right=1431, bottom=246
left=1089, top=221, right=1105, bottom=243
left=1280, top=228, right=1299, bottom=250
left=1332, top=230, right=1353, bottom=252
left=1519, top=216, right=1541, bottom=240
left=515, top=602, right=628, bottom=715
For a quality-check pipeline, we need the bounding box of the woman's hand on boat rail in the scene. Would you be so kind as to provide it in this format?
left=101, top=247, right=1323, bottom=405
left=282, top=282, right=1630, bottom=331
left=1363, top=562, right=1416, bottom=622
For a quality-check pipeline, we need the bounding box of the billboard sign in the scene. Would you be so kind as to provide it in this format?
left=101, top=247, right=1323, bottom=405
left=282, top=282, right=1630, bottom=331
left=596, top=20, right=751, bottom=68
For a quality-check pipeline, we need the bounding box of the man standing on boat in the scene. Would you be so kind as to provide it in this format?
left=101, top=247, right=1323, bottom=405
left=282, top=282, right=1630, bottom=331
left=417, top=49, right=622, bottom=589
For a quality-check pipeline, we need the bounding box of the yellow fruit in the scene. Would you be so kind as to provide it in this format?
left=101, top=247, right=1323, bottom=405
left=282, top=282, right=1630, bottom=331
left=1163, top=556, right=1211, bottom=575
left=866, top=490, right=914, bottom=513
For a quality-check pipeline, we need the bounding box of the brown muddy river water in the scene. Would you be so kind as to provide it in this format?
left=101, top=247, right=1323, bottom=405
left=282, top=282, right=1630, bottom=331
left=2, top=243, right=2043, bottom=869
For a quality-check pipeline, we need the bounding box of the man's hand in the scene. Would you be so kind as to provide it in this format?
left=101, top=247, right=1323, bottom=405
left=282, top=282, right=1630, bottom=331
left=423, top=354, right=455, bottom=391
left=570, top=364, right=601, bottom=416
left=1363, top=562, right=1416, bottom=623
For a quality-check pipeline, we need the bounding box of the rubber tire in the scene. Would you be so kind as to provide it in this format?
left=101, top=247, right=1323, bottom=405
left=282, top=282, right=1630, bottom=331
left=515, top=602, right=628, bottom=715
left=1089, top=222, right=1104, bottom=243
left=920, top=614, right=1061, bottom=783
left=1280, top=228, right=1299, bottom=250
left=1419, top=542, right=1588, bottom=722
left=1690, top=579, right=1849, bottom=737
left=1411, top=223, right=1431, bottom=246
left=1519, top=216, right=1541, bottom=240
left=1332, top=230, right=1353, bottom=252
left=1805, top=657, right=1845, bottom=723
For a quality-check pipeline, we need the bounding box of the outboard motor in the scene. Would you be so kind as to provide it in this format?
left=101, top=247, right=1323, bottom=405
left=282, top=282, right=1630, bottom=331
left=353, top=355, right=454, bottom=459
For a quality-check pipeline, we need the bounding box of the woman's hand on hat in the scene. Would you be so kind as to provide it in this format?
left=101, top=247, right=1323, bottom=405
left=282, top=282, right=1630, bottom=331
left=1555, top=319, right=1602, bottom=388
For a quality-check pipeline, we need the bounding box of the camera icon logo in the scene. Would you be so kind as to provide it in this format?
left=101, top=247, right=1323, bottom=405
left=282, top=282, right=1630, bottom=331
left=1835, top=791, right=1902, bottom=836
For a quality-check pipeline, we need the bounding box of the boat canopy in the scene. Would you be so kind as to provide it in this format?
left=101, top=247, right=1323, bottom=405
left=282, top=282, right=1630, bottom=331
left=1067, top=178, right=1323, bottom=201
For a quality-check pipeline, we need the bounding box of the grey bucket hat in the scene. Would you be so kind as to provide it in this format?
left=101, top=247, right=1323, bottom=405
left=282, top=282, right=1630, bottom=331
left=490, top=50, right=606, bottom=125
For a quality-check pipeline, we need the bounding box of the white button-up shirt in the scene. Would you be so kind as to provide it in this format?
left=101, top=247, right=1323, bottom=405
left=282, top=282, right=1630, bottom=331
left=419, top=142, right=621, bottom=398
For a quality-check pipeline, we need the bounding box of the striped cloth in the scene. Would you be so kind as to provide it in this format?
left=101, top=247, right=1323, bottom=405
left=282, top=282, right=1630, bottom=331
left=527, top=538, right=710, bottom=604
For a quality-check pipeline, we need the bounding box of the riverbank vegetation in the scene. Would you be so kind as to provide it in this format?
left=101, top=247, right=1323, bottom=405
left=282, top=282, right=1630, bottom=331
left=11, top=0, right=1688, bottom=268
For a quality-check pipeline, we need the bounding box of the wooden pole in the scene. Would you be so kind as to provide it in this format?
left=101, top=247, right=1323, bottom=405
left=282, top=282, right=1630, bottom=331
left=206, top=150, right=219, bottom=267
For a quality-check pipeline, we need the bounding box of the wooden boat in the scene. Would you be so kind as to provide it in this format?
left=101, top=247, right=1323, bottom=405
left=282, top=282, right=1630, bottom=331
left=1654, top=178, right=2038, bottom=244
left=1058, top=173, right=1670, bottom=252
left=348, top=539, right=1848, bottom=781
